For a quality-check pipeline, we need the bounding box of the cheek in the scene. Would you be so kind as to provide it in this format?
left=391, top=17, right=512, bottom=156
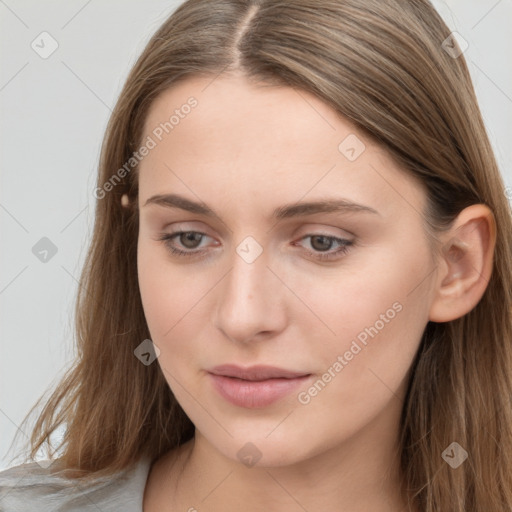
left=137, top=239, right=217, bottom=367
left=291, top=243, right=430, bottom=383
left=138, top=231, right=430, bottom=372
left=137, top=240, right=193, bottom=340
left=291, top=247, right=427, bottom=330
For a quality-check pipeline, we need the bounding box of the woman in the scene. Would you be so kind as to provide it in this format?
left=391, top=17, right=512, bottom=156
left=1, top=0, right=511, bottom=511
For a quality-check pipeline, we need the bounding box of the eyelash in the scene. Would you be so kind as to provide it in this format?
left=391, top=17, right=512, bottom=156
left=156, top=231, right=354, bottom=262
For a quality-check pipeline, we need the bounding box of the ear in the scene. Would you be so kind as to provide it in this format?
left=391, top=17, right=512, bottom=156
left=429, top=204, right=496, bottom=323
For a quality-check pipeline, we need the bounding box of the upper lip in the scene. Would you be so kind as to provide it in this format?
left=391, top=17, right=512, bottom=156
left=208, top=364, right=310, bottom=381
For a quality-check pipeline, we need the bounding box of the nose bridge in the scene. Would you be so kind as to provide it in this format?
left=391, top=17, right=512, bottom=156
left=214, top=237, right=285, bottom=342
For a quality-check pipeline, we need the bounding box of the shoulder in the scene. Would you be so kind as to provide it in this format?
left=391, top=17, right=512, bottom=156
left=0, top=456, right=152, bottom=512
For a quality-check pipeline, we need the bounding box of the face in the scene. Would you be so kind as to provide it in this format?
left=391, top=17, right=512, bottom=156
left=136, top=73, right=437, bottom=467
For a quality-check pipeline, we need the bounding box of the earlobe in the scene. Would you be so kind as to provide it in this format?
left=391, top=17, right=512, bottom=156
left=428, top=204, right=496, bottom=323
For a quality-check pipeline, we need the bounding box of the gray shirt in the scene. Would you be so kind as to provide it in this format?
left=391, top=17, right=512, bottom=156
left=0, top=456, right=152, bottom=511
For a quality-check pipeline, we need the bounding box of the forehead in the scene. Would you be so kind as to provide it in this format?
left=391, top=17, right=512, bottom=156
left=137, top=74, right=426, bottom=221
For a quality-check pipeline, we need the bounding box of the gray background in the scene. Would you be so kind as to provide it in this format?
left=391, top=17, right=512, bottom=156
left=1, top=0, right=511, bottom=469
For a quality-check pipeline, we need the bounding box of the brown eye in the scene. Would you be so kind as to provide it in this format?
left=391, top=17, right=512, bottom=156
left=295, top=234, right=354, bottom=262
left=157, top=231, right=216, bottom=260
left=309, top=235, right=334, bottom=252
left=179, top=232, right=204, bottom=249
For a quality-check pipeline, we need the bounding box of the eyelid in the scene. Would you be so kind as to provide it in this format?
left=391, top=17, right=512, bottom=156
left=163, top=221, right=214, bottom=235
left=161, top=224, right=353, bottom=247
left=294, top=224, right=355, bottom=239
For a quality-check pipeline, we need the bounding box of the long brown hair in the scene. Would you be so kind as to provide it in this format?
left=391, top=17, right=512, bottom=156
left=12, top=0, right=512, bottom=509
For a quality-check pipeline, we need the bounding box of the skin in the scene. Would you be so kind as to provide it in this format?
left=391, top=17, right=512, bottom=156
left=136, top=73, right=496, bottom=511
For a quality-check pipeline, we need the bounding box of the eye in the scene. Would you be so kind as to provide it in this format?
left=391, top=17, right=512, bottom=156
left=156, top=231, right=354, bottom=262
left=157, top=231, right=214, bottom=259
left=294, top=234, right=354, bottom=261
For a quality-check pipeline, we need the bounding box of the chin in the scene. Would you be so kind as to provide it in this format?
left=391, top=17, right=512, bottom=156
left=206, top=431, right=317, bottom=469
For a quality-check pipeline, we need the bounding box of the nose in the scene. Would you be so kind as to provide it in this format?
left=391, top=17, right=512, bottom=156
left=213, top=242, right=288, bottom=344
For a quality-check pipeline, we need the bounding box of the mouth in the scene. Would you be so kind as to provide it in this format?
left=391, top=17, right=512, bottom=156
left=208, top=364, right=311, bottom=381
left=207, top=364, right=312, bottom=408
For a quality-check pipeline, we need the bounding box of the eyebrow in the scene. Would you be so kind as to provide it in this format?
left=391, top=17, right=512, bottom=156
left=143, top=193, right=380, bottom=219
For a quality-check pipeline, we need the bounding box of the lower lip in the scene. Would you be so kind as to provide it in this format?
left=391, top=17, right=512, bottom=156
left=208, top=373, right=312, bottom=408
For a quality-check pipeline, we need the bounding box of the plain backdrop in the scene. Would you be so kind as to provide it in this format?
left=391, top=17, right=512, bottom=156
left=1, top=0, right=511, bottom=469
